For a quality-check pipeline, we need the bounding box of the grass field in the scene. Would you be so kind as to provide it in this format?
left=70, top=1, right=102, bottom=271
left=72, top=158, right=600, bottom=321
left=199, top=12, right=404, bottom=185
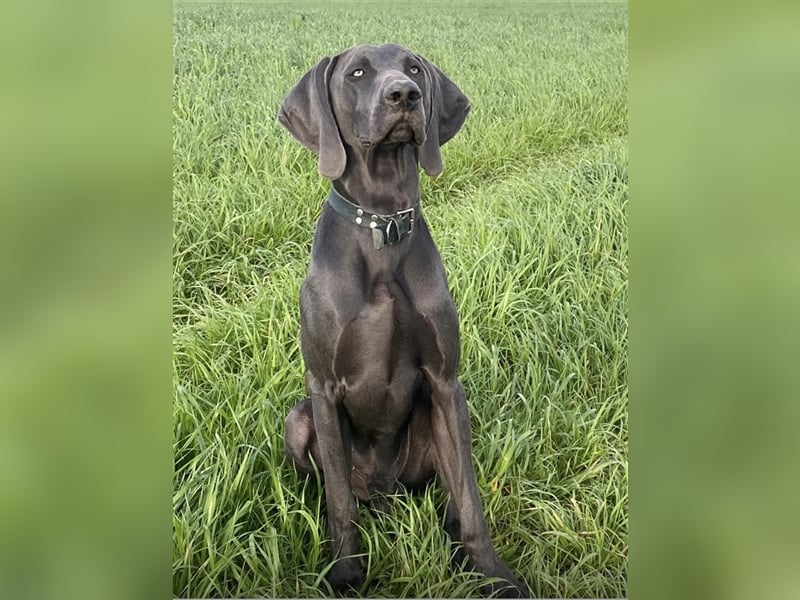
left=173, top=2, right=628, bottom=597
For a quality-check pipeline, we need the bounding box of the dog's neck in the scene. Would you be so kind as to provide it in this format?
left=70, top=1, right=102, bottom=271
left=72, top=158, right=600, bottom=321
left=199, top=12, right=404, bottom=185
left=333, top=143, right=420, bottom=214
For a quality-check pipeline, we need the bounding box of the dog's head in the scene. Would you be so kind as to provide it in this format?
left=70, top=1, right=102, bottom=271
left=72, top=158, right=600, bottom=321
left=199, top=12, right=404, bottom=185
left=277, top=43, right=471, bottom=179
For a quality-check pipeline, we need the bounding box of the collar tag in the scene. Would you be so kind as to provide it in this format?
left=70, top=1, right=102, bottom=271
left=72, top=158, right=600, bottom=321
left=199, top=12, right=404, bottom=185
left=372, top=227, right=385, bottom=250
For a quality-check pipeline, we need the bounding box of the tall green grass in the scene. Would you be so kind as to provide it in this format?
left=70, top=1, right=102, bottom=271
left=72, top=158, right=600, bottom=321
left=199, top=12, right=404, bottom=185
left=174, top=2, right=627, bottom=597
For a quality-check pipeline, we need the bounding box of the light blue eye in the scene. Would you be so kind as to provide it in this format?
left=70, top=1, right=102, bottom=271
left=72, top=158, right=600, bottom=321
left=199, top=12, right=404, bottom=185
left=409, top=65, right=420, bottom=74
left=352, top=69, right=364, bottom=77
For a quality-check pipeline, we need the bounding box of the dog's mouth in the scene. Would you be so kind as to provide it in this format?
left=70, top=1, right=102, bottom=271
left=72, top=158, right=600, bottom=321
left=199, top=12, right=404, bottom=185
left=356, top=106, right=426, bottom=149
left=386, top=122, right=415, bottom=143
left=362, top=115, right=425, bottom=148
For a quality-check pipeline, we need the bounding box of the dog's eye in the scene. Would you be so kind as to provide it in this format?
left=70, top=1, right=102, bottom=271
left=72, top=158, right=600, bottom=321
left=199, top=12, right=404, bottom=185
left=409, top=65, right=420, bottom=75
left=351, top=68, right=365, bottom=77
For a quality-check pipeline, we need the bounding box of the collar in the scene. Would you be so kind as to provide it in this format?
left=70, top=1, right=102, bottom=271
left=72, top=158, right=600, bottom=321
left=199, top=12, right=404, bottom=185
left=326, top=187, right=420, bottom=250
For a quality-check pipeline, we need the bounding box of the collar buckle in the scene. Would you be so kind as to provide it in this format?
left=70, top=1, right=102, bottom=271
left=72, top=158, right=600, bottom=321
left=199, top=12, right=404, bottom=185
left=395, top=206, right=416, bottom=234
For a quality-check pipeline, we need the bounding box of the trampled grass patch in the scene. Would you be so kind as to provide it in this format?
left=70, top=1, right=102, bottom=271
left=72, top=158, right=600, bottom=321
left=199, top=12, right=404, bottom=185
left=174, top=2, right=627, bottom=597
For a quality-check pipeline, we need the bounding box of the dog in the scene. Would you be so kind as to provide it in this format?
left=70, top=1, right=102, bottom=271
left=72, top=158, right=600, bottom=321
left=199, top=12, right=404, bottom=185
left=278, top=43, right=529, bottom=598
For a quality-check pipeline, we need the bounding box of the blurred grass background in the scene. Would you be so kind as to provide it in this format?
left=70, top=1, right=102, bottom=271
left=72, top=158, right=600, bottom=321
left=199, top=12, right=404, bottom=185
left=631, top=3, right=800, bottom=600
left=0, top=1, right=171, bottom=600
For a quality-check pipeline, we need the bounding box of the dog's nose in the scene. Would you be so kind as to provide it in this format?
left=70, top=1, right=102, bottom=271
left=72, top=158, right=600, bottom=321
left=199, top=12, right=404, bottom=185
left=382, top=79, right=421, bottom=109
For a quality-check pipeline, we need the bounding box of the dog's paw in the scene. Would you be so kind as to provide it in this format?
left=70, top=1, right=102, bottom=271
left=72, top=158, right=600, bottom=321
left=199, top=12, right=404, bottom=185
left=481, top=574, right=532, bottom=598
left=327, top=557, right=364, bottom=596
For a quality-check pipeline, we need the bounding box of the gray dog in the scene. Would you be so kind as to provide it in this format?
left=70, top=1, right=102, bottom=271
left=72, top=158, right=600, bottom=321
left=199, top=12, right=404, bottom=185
left=279, top=43, right=529, bottom=598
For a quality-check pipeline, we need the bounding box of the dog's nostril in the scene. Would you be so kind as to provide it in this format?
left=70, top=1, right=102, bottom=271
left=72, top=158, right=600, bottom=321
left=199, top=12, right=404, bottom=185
left=390, top=91, right=403, bottom=103
left=408, top=90, right=421, bottom=103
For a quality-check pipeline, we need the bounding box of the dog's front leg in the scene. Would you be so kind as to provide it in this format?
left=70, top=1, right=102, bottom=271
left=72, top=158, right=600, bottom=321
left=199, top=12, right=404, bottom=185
left=309, top=376, right=364, bottom=594
left=424, top=370, right=530, bottom=598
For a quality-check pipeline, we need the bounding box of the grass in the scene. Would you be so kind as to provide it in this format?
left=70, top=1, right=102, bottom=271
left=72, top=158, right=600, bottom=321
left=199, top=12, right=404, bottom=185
left=173, top=2, right=627, bottom=598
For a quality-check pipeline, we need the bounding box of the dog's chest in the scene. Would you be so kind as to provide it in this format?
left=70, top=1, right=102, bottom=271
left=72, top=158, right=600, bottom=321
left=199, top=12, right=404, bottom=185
left=332, top=279, right=431, bottom=432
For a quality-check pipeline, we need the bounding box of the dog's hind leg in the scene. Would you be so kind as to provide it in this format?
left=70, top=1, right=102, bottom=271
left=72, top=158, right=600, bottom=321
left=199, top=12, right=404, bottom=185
left=284, top=398, right=320, bottom=475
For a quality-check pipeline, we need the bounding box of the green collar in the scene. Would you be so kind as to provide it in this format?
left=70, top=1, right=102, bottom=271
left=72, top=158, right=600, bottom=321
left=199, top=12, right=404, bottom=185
left=326, top=187, right=420, bottom=250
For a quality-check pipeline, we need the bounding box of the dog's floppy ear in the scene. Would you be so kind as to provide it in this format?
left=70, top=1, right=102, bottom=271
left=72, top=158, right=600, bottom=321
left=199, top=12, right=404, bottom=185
left=277, top=55, right=346, bottom=180
left=417, top=56, right=471, bottom=178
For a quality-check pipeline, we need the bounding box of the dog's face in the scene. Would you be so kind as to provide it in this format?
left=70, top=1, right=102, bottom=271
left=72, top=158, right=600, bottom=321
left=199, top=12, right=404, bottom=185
left=278, top=43, right=470, bottom=179
left=328, top=44, right=428, bottom=150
